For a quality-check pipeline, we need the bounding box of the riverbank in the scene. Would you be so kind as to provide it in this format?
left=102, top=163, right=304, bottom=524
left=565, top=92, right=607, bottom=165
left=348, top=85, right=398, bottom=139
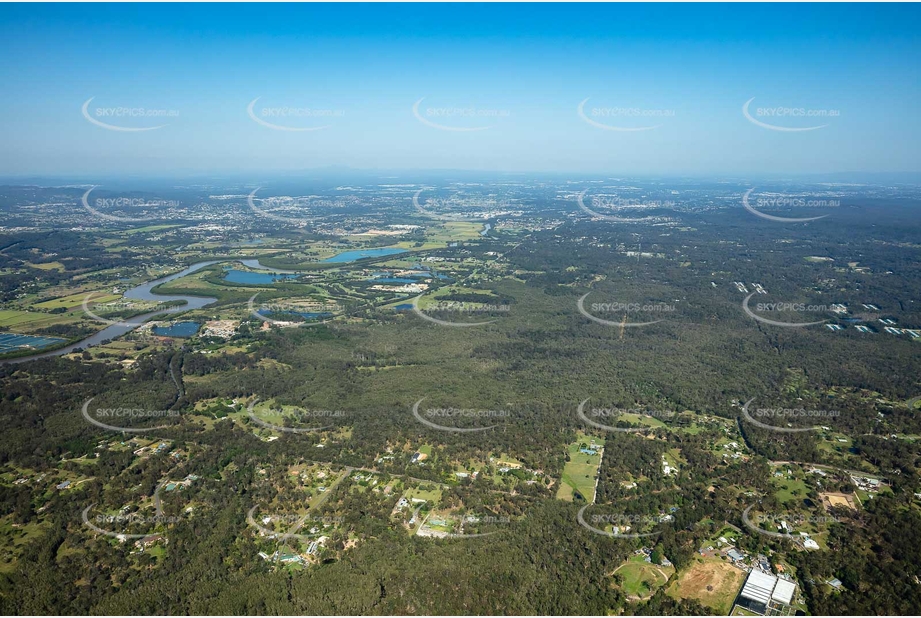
left=0, top=257, right=296, bottom=365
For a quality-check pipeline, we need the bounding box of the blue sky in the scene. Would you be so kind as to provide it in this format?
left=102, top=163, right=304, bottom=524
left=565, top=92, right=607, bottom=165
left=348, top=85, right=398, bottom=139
left=1, top=3, right=919, bottom=177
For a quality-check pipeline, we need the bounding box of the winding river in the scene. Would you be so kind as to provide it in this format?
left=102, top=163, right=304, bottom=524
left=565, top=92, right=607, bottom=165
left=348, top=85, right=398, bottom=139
left=3, top=258, right=286, bottom=365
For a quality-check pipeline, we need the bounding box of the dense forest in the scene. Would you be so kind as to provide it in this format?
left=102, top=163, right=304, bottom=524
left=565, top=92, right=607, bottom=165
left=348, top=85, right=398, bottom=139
left=1, top=194, right=921, bottom=615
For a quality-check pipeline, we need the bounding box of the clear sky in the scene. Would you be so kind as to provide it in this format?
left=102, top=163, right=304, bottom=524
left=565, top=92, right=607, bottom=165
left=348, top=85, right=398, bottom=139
left=1, top=3, right=919, bottom=177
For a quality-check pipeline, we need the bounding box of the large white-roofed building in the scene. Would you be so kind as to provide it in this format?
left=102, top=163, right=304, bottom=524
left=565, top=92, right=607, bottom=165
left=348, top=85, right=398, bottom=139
left=734, top=569, right=799, bottom=615
left=739, top=569, right=776, bottom=610
left=772, top=578, right=797, bottom=605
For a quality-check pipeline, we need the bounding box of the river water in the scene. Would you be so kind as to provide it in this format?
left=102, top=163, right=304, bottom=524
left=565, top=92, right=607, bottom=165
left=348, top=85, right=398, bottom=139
left=3, top=258, right=286, bottom=365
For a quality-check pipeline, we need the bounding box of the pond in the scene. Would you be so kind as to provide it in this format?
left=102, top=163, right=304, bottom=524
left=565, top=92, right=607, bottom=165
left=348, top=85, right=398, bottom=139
left=152, top=321, right=201, bottom=337
left=371, top=277, right=419, bottom=284
left=322, top=248, right=407, bottom=263
left=257, top=310, right=331, bottom=322
left=223, top=269, right=299, bottom=284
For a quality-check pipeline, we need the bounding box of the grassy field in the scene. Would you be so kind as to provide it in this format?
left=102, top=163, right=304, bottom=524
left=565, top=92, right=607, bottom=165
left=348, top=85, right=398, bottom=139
left=392, top=222, right=484, bottom=248
left=773, top=476, right=810, bottom=506
left=667, top=556, right=747, bottom=615
left=85, top=340, right=148, bottom=360
left=403, top=486, right=442, bottom=504
left=24, top=261, right=65, bottom=271
left=157, top=269, right=238, bottom=292
left=676, top=423, right=707, bottom=435
left=0, top=309, right=76, bottom=330
left=120, top=224, right=182, bottom=235
left=556, top=432, right=605, bottom=502
left=494, top=453, right=525, bottom=468
left=614, top=555, right=675, bottom=600
left=416, top=285, right=504, bottom=310
left=249, top=400, right=326, bottom=430
left=145, top=544, right=167, bottom=559
left=0, top=518, right=49, bottom=574
left=33, top=291, right=120, bottom=310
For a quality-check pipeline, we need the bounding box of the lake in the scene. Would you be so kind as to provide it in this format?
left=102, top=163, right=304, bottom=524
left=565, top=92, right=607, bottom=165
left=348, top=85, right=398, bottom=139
left=152, top=321, right=201, bottom=337
left=223, top=269, right=299, bottom=284
left=323, top=248, right=407, bottom=263
left=371, top=277, right=418, bottom=284
left=236, top=259, right=295, bottom=273
left=257, top=310, right=331, bottom=322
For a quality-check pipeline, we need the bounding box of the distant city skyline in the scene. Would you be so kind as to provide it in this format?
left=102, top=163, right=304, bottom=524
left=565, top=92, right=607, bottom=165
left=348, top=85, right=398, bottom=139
left=1, top=3, right=919, bottom=176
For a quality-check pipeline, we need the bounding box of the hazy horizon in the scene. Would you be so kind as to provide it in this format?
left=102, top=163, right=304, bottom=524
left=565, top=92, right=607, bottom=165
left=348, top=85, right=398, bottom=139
left=1, top=3, right=919, bottom=177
